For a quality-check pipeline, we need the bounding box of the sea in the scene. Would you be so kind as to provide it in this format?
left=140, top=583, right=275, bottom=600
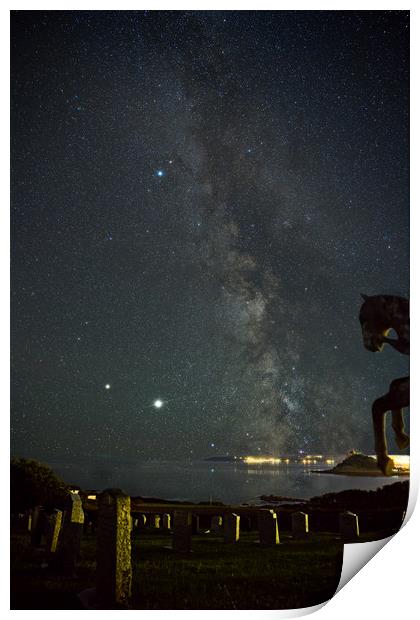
left=43, top=456, right=407, bottom=504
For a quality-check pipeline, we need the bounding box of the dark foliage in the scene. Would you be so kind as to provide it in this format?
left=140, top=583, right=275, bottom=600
left=11, top=458, right=69, bottom=513
left=309, top=481, right=409, bottom=510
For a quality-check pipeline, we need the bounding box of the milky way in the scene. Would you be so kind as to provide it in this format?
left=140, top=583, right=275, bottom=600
left=11, top=11, right=409, bottom=460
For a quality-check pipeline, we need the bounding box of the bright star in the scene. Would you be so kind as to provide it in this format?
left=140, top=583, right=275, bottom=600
left=154, top=169, right=166, bottom=178
left=154, top=399, right=163, bottom=408
left=105, top=384, right=111, bottom=390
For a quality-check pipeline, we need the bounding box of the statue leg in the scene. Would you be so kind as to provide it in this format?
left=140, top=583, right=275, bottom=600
left=372, top=396, right=394, bottom=476
left=392, top=410, right=409, bottom=450
left=372, top=377, right=409, bottom=475
left=390, top=377, right=409, bottom=450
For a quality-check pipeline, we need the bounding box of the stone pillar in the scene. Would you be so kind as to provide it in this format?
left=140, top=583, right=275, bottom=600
left=30, top=506, right=45, bottom=547
left=172, top=511, right=192, bottom=552
left=292, top=512, right=309, bottom=538
left=339, top=511, right=359, bottom=542
left=59, top=492, right=84, bottom=575
left=96, top=488, right=132, bottom=607
left=224, top=513, right=240, bottom=543
left=258, top=509, right=279, bottom=546
left=211, top=515, right=223, bottom=533
left=162, top=513, right=171, bottom=530
left=153, top=515, right=161, bottom=529
left=46, top=509, right=63, bottom=553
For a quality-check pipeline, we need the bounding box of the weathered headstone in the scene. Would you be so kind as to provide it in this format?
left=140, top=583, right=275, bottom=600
left=258, top=509, right=279, bottom=546
left=30, top=506, right=45, bottom=547
left=138, top=514, right=147, bottom=529
left=162, top=513, right=171, bottom=530
left=96, top=488, right=132, bottom=607
left=224, top=513, right=240, bottom=543
left=339, top=511, right=359, bottom=542
left=172, top=511, right=192, bottom=552
left=153, top=515, right=161, bottom=529
left=59, top=492, right=85, bottom=574
left=292, top=511, right=309, bottom=538
left=210, top=515, right=223, bottom=533
left=241, top=515, right=252, bottom=532
left=46, top=509, right=63, bottom=553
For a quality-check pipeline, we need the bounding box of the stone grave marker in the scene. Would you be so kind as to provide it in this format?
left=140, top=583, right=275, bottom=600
left=46, top=509, right=63, bottom=553
left=162, top=513, right=171, bottom=530
left=135, top=514, right=147, bottom=530
left=292, top=511, right=309, bottom=538
left=172, top=511, right=192, bottom=552
left=153, top=515, right=161, bottom=529
left=339, top=511, right=359, bottom=542
left=210, top=515, right=223, bottom=533
left=30, top=506, right=45, bottom=547
left=96, top=488, right=132, bottom=607
left=224, top=513, right=240, bottom=543
left=258, top=509, right=279, bottom=546
left=59, top=492, right=85, bottom=574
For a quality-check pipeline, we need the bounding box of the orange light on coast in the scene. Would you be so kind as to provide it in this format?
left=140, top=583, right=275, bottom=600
left=243, top=456, right=281, bottom=465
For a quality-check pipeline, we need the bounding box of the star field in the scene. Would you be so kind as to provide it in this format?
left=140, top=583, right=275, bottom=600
left=11, top=10, right=409, bottom=461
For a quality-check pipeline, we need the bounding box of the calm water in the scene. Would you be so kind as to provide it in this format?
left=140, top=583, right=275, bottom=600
left=45, top=457, right=405, bottom=504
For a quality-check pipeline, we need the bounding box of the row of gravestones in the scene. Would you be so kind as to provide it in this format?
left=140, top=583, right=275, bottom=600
left=27, top=489, right=362, bottom=608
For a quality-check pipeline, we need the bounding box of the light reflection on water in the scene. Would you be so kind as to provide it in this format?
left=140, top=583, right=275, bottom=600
left=45, top=458, right=407, bottom=504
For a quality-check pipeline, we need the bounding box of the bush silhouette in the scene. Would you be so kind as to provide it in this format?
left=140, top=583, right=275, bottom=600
left=11, top=458, right=69, bottom=513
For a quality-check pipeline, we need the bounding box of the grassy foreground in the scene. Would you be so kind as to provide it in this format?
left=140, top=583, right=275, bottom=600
left=11, top=528, right=345, bottom=610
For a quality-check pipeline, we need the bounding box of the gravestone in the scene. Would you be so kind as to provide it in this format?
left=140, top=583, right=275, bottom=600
left=210, top=515, right=223, bottom=533
left=162, top=513, right=171, bottom=530
left=172, top=511, right=192, bottom=552
left=224, top=513, right=240, bottom=543
left=241, top=515, right=252, bottom=532
left=153, top=515, right=161, bottom=529
left=292, top=511, right=309, bottom=538
left=339, top=511, right=360, bottom=542
left=59, top=492, right=85, bottom=574
left=96, top=488, right=132, bottom=607
left=46, top=509, right=63, bottom=553
left=258, top=509, right=279, bottom=546
left=30, top=506, right=45, bottom=547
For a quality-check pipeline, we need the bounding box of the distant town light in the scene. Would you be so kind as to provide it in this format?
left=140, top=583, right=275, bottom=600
left=244, top=456, right=281, bottom=465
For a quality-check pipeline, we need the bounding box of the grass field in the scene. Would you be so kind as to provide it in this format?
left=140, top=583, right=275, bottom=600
left=11, top=527, right=348, bottom=610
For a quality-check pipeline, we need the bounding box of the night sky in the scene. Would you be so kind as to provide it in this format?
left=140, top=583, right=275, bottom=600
left=11, top=10, right=409, bottom=462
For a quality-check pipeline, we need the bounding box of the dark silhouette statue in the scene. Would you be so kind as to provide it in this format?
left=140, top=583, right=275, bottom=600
left=359, top=294, right=409, bottom=476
